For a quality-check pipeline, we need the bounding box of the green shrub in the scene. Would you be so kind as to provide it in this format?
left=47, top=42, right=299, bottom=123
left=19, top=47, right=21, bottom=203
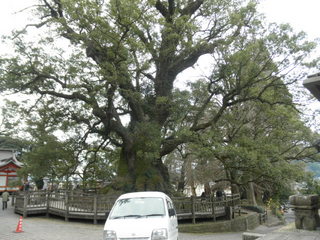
left=241, top=205, right=265, bottom=213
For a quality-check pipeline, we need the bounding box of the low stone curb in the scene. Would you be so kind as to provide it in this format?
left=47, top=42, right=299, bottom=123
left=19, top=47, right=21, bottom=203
left=179, top=212, right=261, bottom=233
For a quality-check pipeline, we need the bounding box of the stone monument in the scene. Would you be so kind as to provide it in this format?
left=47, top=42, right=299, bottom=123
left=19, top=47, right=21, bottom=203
left=289, top=194, right=320, bottom=231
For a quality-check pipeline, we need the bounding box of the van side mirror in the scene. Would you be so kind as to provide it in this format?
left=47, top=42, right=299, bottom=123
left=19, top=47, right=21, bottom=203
left=168, top=208, right=176, bottom=217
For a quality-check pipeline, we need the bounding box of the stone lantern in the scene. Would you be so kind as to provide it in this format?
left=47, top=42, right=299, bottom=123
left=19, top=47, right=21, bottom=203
left=289, top=194, right=320, bottom=230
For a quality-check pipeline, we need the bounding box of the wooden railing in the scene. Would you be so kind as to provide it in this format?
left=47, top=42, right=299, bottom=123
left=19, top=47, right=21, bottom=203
left=14, top=191, right=118, bottom=224
left=173, top=194, right=241, bottom=223
left=14, top=191, right=240, bottom=224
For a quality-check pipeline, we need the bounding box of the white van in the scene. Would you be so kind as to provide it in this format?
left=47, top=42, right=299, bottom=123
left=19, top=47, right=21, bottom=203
left=103, top=191, right=178, bottom=240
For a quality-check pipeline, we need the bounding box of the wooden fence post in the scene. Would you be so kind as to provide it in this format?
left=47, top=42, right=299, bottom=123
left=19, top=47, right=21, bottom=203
left=230, top=194, right=234, bottom=219
left=65, top=192, right=69, bottom=222
left=211, top=197, right=216, bottom=222
left=93, top=195, right=98, bottom=224
left=191, top=196, right=196, bottom=224
left=225, top=206, right=233, bottom=220
left=46, top=191, right=50, bottom=217
left=23, top=192, right=29, bottom=218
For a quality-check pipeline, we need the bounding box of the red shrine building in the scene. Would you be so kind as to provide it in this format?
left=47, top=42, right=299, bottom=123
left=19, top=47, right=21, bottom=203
left=0, top=149, right=23, bottom=192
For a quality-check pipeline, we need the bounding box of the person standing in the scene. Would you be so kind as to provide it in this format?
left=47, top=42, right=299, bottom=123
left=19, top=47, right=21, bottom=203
left=23, top=181, right=30, bottom=191
left=2, top=189, right=10, bottom=210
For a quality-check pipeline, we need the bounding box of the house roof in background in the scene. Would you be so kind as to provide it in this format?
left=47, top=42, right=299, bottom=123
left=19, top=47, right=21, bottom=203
left=0, top=149, right=23, bottom=168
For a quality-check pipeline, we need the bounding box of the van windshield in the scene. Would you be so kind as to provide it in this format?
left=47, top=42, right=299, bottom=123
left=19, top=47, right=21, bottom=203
left=109, top=197, right=166, bottom=219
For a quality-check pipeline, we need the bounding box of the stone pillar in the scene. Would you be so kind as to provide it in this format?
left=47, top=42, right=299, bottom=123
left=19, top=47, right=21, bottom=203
left=289, top=194, right=320, bottom=231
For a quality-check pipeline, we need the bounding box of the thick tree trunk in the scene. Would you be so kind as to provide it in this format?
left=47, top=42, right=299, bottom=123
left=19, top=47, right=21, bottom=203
left=255, top=189, right=264, bottom=205
left=228, top=170, right=240, bottom=195
left=204, top=182, right=211, bottom=196
left=116, top=146, right=136, bottom=192
left=191, top=183, right=197, bottom=197
left=231, top=184, right=239, bottom=195
left=115, top=146, right=170, bottom=193
left=247, top=182, right=257, bottom=206
left=177, top=161, right=186, bottom=193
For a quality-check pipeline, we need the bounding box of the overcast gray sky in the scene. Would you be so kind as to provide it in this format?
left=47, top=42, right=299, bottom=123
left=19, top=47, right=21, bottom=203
left=259, top=0, right=320, bottom=40
left=1, top=0, right=320, bottom=39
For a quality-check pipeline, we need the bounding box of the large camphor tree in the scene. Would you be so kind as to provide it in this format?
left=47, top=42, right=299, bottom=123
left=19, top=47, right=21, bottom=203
left=0, top=0, right=317, bottom=192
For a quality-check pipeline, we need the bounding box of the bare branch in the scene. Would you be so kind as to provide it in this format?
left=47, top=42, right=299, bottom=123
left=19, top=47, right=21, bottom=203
left=155, top=0, right=169, bottom=19
left=180, top=0, right=204, bottom=16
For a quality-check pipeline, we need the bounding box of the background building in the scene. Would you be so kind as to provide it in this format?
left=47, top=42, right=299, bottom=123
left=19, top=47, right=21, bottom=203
left=303, top=73, right=320, bottom=100
left=0, top=149, right=23, bottom=192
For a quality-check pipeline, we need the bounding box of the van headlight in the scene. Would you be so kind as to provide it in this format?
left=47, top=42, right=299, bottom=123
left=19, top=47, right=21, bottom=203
left=151, top=228, right=168, bottom=240
left=103, top=230, right=117, bottom=240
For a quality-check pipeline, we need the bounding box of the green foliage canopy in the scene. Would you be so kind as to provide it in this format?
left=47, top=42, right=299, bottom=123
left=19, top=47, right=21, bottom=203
left=0, top=0, right=318, bottom=192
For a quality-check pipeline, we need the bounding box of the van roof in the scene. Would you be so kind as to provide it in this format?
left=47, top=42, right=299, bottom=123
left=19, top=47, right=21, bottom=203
left=118, top=191, right=169, bottom=200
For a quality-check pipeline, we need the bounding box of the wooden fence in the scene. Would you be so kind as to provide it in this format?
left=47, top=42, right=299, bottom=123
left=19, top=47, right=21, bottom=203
left=14, top=191, right=240, bottom=224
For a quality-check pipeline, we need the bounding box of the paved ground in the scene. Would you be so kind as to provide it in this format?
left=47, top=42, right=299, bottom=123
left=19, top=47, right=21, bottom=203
left=1, top=199, right=245, bottom=240
left=1, top=199, right=314, bottom=240
left=1, top=200, right=102, bottom=240
left=259, top=230, right=320, bottom=240
left=257, top=216, right=320, bottom=240
left=253, top=209, right=320, bottom=240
